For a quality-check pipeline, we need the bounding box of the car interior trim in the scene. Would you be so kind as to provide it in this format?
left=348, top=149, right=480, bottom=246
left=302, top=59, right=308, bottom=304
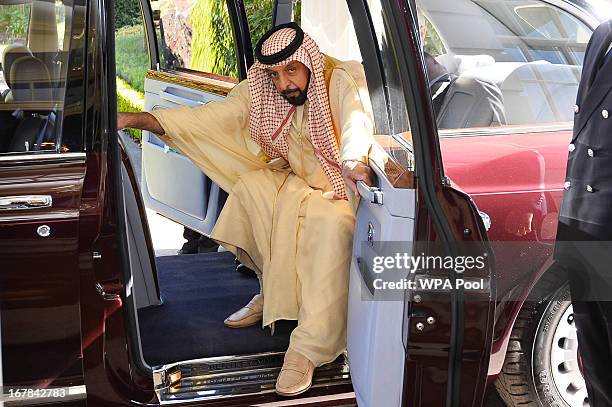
left=153, top=351, right=350, bottom=404
left=146, top=69, right=237, bottom=97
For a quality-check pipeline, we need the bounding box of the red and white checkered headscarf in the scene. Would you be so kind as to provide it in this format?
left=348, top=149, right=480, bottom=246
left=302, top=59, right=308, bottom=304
left=247, top=26, right=347, bottom=200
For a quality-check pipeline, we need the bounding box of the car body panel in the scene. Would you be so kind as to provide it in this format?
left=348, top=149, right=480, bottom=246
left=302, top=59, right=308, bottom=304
left=0, top=154, right=86, bottom=388
left=441, top=125, right=571, bottom=376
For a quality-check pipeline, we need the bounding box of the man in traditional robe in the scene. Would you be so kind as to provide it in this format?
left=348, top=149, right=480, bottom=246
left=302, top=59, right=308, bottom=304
left=117, top=22, right=376, bottom=396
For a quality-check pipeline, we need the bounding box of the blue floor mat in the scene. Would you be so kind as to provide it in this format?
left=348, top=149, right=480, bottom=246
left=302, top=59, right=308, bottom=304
left=138, top=252, right=295, bottom=366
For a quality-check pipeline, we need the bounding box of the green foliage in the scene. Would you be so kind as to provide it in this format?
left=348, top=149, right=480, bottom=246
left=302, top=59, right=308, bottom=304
left=244, top=0, right=273, bottom=52
left=115, top=25, right=149, bottom=93
left=115, top=0, right=141, bottom=30
left=116, top=77, right=144, bottom=142
left=189, top=0, right=238, bottom=78
left=189, top=0, right=237, bottom=77
left=0, top=4, right=31, bottom=43
left=293, top=0, right=301, bottom=26
left=188, top=0, right=274, bottom=77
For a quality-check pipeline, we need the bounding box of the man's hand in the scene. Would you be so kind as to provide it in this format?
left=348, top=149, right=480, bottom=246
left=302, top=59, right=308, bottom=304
left=117, top=112, right=129, bottom=130
left=342, top=159, right=374, bottom=195
left=117, top=112, right=165, bottom=136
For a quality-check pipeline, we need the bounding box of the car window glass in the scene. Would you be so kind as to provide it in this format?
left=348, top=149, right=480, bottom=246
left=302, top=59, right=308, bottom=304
left=419, top=0, right=590, bottom=132
left=115, top=0, right=150, bottom=140
left=154, top=0, right=239, bottom=78
left=244, top=0, right=274, bottom=56
left=0, top=0, right=74, bottom=154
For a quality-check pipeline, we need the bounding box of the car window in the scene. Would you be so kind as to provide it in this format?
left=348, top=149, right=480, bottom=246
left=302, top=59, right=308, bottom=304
left=154, top=0, right=239, bottom=78
left=0, top=0, right=74, bottom=154
left=419, top=0, right=590, bottom=132
left=302, top=0, right=414, bottom=179
left=115, top=0, right=150, bottom=141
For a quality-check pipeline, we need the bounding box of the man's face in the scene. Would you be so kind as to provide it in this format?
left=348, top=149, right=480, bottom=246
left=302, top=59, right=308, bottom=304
left=265, top=61, right=310, bottom=106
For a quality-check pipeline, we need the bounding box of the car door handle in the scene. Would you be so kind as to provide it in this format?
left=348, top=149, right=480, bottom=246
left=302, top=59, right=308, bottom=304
left=159, top=89, right=207, bottom=106
left=357, top=181, right=383, bottom=205
left=0, top=195, right=52, bottom=211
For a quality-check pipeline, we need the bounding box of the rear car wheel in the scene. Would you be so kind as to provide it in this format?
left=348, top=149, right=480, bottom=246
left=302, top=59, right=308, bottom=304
left=495, top=280, right=588, bottom=407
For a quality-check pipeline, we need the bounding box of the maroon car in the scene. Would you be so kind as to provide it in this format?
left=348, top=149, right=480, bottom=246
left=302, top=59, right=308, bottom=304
left=0, top=0, right=605, bottom=405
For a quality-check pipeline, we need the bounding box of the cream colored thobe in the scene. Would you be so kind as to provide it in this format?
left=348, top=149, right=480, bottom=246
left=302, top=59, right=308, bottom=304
left=150, top=58, right=375, bottom=367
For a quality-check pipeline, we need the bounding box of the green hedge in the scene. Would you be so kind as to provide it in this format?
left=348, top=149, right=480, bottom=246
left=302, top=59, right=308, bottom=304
left=0, top=4, right=30, bottom=42
left=190, top=0, right=237, bottom=76
left=115, top=25, right=149, bottom=93
left=116, top=77, right=144, bottom=142
left=188, top=0, right=274, bottom=77
left=115, top=0, right=141, bottom=30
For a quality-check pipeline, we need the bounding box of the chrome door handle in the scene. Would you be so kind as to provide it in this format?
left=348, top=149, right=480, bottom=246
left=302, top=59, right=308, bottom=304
left=357, top=181, right=383, bottom=205
left=159, top=89, right=207, bottom=106
left=0, top=195, right=52, bottom=210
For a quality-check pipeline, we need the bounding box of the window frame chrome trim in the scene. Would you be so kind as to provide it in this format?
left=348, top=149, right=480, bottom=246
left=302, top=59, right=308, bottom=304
left=0, top=152, right=86, bottom=163
left=438, top=123, right=572, bottom=138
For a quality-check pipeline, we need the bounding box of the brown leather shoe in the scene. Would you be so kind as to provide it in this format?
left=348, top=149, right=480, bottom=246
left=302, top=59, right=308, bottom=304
left=275, top=349, right=315, bottom=396
left=223, top=294, right=263, bottom=328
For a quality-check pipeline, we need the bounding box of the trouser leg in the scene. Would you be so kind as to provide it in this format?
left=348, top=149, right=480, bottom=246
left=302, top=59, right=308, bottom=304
left=564, top=239, right=612, bottom=406
left=288, top=193, right=356, bottom=367
left=179, top=227, right=201, bottom=254
left=568, top=298, right=612, bottom=406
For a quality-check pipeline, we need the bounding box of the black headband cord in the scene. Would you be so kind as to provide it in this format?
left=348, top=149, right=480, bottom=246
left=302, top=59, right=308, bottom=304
left=255, top=22, right=305, bottom=65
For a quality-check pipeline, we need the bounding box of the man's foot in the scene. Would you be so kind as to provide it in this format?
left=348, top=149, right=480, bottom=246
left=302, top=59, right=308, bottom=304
left=275, top=349, right=315, bottom=396
left=223, top=294, right=263, bottom=328
left=236, top=263, right=257, bottom=278
left=178, top=240, right=198, bottom=255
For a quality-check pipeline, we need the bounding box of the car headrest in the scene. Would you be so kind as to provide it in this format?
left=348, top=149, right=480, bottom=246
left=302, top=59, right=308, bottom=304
left=2, top=43, right=33, bottom=90
left=9, top=55, right=53, bottom=103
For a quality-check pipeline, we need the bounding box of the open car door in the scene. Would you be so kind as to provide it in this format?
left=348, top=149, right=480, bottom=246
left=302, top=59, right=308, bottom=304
left=138, top=0, right=253, bottom=235
left=343, top=1, right=496, bottom=406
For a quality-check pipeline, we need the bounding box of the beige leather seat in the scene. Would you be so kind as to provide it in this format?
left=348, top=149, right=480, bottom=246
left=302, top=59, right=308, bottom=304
left=5, top=54, right=53, bottom=152
left=1, top=43, right=34, bottom=102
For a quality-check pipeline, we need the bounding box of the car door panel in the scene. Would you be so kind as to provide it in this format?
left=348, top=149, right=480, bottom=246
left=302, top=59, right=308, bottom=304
left=348, top=157, right=416, bottom=407
left=142, top=74, right=233, bottom=235
left=0, top=154, right=86, bottom=388
left=342, top=1, right=496, bottom=405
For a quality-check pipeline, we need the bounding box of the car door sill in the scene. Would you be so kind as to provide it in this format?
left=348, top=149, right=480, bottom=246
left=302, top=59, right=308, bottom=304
left=153, top=351, right=351, bottom=404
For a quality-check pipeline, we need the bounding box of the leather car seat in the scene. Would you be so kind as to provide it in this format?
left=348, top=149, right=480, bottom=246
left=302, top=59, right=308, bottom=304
left=435, top=75, right=507, bottom=130
left=497, top=61, right=581, bottom=125
left=1, top=43, right=33, bottom=102
left=6, top=54, right=53, bottom=152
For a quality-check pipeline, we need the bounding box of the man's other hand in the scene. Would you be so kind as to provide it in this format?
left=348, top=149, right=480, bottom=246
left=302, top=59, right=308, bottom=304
left=116, top=112, right=165, bottom=136
left=342, top=159, right=374, bottom=195
left=117, top=112, right=128, bottom=130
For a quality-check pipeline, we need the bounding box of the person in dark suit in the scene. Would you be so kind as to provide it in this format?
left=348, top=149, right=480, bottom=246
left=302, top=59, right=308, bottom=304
left=555, top=19, right=612, bottom=406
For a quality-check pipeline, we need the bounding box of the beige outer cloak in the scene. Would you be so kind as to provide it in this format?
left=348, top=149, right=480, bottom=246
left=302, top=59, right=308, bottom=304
left=150, top=58, right=375, bottom=366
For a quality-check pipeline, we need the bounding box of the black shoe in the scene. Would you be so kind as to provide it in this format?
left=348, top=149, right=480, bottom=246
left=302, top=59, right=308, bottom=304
left=178, top=242, right=198, bottom=255
left=197, top=235, right=219, bottom=253
left=236, top=263, right=257, bottom=278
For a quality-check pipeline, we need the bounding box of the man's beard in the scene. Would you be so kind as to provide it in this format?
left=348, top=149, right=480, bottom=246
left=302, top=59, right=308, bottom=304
left=280, top=73, right=310, bottom=106
left=281, top=88, right=308, bottom=106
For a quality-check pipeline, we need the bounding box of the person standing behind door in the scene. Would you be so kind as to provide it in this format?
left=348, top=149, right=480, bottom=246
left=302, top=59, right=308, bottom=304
left=555, top=20, right=612, bottom=406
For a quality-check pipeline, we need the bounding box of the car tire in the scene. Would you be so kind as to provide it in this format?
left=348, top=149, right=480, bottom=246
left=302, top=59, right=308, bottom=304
left=495, top=273, right=587, bottom=407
